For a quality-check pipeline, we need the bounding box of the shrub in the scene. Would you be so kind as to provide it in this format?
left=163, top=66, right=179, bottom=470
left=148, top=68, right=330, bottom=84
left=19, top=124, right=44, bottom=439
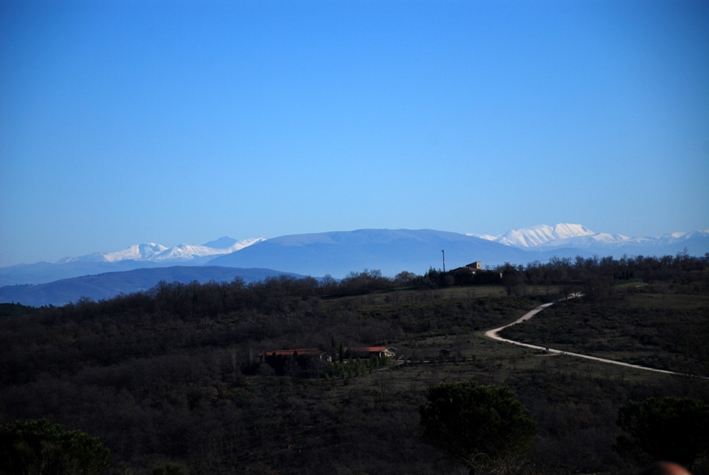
left=420, top=381, right=536, bottom=473
left=0, top=419, right=111, bottom=475
left=615, top=397, right=709, bottom=470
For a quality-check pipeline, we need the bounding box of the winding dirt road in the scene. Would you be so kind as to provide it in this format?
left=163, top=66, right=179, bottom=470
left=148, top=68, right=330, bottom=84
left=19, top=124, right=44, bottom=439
left=484, top=295, right=701, bottom=378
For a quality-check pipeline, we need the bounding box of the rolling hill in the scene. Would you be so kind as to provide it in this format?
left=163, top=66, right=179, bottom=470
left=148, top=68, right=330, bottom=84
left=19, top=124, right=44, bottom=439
left=0, top=266, right=302, bottom=307
left=206, top=229, right=572, bottom=278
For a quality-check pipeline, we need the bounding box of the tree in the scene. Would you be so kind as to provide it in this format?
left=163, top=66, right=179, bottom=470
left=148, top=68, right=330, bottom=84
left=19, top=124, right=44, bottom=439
left=502, top=273, right=525, bottom=297
left=615, top=397, right=709, bottom=471
left=152, top=460, right=186, bottom=475
left=0, top=419, right=111, bottom=475
left=419, top=381, right=537, bottom=474
left=394, top=270, right=418, bottom=287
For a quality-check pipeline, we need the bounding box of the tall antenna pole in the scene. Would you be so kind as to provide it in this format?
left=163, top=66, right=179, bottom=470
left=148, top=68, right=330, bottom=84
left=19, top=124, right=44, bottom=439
left=441, top=249, right=446, bottom=272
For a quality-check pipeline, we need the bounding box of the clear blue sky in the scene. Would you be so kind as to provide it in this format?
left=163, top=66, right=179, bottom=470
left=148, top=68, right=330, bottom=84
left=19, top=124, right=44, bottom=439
left=1, top=0, right=708, bottom=266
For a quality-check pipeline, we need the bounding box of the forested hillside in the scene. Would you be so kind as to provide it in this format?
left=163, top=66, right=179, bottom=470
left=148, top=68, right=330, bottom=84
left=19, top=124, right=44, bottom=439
left=1, top=255, right=708, bottom=475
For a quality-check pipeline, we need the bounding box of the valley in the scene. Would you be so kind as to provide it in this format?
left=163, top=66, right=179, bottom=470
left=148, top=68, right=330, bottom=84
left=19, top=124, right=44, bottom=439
left=1, top=254, right=707, bottom=474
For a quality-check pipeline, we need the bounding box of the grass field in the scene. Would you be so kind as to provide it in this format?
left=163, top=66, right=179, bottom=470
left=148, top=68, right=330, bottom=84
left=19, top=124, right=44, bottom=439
left=3, top=282, right=709, bottom=474
left=499, top=289, right=709, bottom=377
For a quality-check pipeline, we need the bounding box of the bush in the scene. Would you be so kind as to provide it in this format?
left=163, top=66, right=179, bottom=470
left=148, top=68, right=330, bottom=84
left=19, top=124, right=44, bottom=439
left=420, top=381, right=537, bottom=473
left=0, top=419, right=111, bottom=475
left=615, top=397, right=709, bottom=471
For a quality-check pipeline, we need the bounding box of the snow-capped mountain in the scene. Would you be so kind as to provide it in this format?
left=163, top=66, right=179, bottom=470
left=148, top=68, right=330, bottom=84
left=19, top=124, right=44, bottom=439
left=497, top=224, right=595, bottom=248
left=56, top=237, right=265, bottom=264
left=207, top=229, right=541, bottom=278
left=652, top=230, right=709, bottom=246
left=3, top=226, right=707, bottom=291
left=469, top=224, right=709, bottom=251
left=56, top=243, right=169, bottom=263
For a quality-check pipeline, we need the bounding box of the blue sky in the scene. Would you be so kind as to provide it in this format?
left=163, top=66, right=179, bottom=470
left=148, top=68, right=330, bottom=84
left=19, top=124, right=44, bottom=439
left=1, top=0, right=708, bottom=266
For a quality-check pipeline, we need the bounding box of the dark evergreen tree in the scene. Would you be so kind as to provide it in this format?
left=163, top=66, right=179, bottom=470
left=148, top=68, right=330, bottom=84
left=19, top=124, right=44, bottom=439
left=0, top=419, right=111, bottom=475
left=615, top=397, right=709, bottom=471
left=420, top=381, right=537, bottom=473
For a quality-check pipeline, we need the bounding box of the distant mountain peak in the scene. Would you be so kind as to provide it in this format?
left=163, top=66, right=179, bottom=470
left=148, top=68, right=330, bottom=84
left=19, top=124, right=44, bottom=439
left=104, top=243, right=169, bottom=262
left=469, top=223, right=595, bottom=247
left=496, top=223, right=595, bottom=248
left=3, top=227, right=708, bottom=291
left=468, top=223, right=709, bottom=251
left=54, top=237, right=266, bottom=265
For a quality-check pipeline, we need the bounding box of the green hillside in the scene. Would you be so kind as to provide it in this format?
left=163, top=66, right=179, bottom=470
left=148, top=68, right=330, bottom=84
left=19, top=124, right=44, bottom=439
left=1, top=255, right=707, bottom=475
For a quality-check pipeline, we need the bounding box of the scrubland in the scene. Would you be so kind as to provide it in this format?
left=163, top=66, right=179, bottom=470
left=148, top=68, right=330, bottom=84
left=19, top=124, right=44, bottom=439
left=1, top=255, right=707, bottom=474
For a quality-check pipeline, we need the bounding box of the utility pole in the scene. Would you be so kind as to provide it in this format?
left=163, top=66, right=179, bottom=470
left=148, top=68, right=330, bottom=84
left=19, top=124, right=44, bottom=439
left=441, top=249, right=446, bottom=272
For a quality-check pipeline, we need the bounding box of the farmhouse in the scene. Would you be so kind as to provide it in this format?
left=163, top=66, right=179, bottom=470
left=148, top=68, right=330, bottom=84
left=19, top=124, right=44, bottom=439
left=461, top=261, right=482, bottom=273
left=450, top=261, right=504, bottom=284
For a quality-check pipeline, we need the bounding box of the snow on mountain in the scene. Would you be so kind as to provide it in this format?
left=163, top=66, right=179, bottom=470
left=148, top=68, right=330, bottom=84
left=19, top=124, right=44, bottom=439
left=468, top=224, right=709, bottom=251
left=57, top=243, right=168, bottom=263
left=104, top=243, right=169, bottom=262
left=468, top=233, right=500, bottom=241
left=4, top=227, right=707, bottom=291
left=468, top=224, right=595, bottom=247
left=226, top=237, right=267, bottom=251
left=496, top=224, right=595, bottom=248
left=149, top=238, right=265, bottom=261
left=56, top=237, right=265, bottom=264
left=151, top=244, right=225, bottom=261
left=208, top=229, right=537, bottom=278
left=653, top=229, right=709, bottom=246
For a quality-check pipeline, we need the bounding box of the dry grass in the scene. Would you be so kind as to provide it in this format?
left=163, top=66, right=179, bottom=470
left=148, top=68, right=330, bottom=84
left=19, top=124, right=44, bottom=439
left=626, top=292, right=709, bottom=310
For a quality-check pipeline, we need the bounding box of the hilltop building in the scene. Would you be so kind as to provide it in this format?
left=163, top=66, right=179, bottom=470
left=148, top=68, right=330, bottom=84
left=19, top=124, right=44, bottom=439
left=452, top=261, right=483, bottom=274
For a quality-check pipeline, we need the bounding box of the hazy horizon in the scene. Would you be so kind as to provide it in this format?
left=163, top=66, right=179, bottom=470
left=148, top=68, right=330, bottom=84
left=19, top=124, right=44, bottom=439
left=0, top=223, right=709, bottom=267
left=2, top=0, right=708, bottom=267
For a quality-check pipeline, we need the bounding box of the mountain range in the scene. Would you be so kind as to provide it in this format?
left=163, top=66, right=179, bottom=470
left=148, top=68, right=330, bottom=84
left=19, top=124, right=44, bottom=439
left=469, top=223, right=709, bottom=252
left=56, top=236, right=265, bottom=264
left=0, top=237, right=265, bottom=287
left=1, top=224, right=707, bottom=306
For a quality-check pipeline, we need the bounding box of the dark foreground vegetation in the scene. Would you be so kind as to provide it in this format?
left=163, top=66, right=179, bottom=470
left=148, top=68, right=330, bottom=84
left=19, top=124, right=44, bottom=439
left=1, top=253, right=708, bottom=474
